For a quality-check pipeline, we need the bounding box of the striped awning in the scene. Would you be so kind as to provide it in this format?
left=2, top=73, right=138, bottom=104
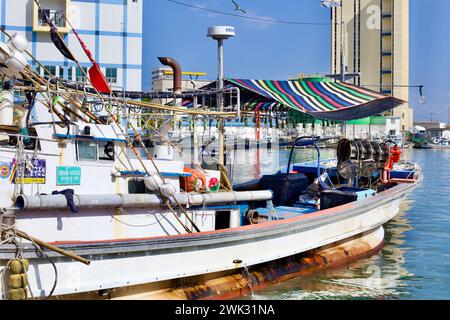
left=228, top=79, right=405, bottom=121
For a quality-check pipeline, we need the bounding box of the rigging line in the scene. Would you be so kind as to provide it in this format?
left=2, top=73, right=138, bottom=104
left=167, top=0, right=330, bottom=26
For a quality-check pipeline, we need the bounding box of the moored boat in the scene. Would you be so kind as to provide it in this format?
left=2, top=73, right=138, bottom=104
left=0, top=28, right=422, bottom=300
left=0, top=128, right=422, bottom=299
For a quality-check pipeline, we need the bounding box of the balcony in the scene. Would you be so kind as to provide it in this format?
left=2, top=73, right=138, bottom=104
left=38, top=9, right=65, bottom=27
left=33, top=0, right=71, bottom=33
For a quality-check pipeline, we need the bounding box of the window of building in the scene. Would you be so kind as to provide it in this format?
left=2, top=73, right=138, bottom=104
left=68, top=67, right=73, bottom=81
left=44, top=65, right=56, bottom=76
left=58, top=67, right=73, bottom=80
left=36, top=66, right=43, bottom=76
left=38, top=9, right=65, bottom=28
left=76, top=140, right=97, bottom=162
left=105, top=68, right=118, bottom=84
left=391, top=119, right=396, bottom=125
left=76, top=67, right=88, bottom=82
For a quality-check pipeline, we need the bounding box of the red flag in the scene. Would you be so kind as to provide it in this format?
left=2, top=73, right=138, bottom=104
left=72, top=27, right=111, bottom=93
left=89, top=63, right=111, bottom=94
left=72, top=28, right=95, bottom=63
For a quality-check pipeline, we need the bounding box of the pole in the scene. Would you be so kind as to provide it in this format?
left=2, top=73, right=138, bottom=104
left=339, top=1, right=346, bottom=139
left=192, top=98, right=199, bottom=165
left=217, top=39, right=225, bottom=166
left=15, top=230, right=90, bottom=265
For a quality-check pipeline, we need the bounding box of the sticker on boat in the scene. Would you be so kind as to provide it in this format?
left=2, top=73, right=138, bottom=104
left=11, top=158, right=46, bottom=184
left=56, top=166, right=81, bottom=186
left=0, top=163, right=11, bottom=179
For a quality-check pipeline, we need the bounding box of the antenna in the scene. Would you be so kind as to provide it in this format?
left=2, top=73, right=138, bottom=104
left=429, top=112, right=436, bottom=122
left=207, top=26, right=236, bottom=166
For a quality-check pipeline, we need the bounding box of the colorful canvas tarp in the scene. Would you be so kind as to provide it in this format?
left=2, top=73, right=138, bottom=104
left=228, top=79, right=405, bottom=121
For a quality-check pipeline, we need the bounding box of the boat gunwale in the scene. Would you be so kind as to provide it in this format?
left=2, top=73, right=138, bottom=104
left=0, top=172, right=422, bottom=259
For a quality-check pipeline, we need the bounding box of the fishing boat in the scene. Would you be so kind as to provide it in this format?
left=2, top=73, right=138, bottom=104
left=413, top=135, right=450, bottom=149
left=414, top=141, right=450, bottom=149
left=0, top=25, right=422, bottom=300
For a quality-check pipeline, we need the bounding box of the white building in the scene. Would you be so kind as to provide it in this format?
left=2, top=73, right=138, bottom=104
left=295, top=116, right=401, bottom=141
left=0, top=0, right=143, bottom=91
left=152, top=66, right=213, bottom=93
left=414, top=122, right=449, bottom=138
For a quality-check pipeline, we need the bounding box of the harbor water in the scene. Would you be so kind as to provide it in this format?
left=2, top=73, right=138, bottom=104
left=230, top=147, right=450, bottom=300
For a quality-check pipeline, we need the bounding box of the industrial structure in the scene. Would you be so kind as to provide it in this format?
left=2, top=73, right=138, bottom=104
left=0, top=0, right=143, bottom=91
left=331, top=0, right=413, bottom=132
left=151, top=66, right=211, bottom=93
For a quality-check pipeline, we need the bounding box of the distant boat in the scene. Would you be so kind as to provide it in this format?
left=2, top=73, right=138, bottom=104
left=414, top=141, right=450, bottom=149
left=414, top=136, right=450, bottom=149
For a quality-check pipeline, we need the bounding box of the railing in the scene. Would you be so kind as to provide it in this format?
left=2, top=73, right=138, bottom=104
left=38, top=9, right=66, bottom=28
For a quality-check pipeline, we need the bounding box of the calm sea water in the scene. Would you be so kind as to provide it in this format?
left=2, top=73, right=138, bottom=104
left=229, top=147, right=450, bottom=300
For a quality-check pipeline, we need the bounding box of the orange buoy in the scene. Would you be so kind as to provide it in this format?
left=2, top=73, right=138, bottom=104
left=180, top=167, right=206, bottom=192
left=385, top=145, right=402, bottom=170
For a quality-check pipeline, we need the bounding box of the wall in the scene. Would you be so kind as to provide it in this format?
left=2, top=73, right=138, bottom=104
left=331, top=0, right=412, bottom=131
left=0, top=0, right=142, bottom=91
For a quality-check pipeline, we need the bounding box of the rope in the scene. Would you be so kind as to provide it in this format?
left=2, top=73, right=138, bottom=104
left=0, top=222, right=32, bottom=299
left=15, top=229, right=58, bottom=299
left=1, top=223, right=58, bottom=300
left=2, top=26, right=210, bottom=234
left=13, top=137, right=27, bottom=198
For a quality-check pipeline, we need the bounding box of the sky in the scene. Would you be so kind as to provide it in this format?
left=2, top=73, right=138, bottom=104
left=143, top=0, right=450, bottom=123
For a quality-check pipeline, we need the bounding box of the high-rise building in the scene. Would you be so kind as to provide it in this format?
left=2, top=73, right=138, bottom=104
left=331, top=0, right=413, bottom=131
left=0, top=0, right=142, bottom=91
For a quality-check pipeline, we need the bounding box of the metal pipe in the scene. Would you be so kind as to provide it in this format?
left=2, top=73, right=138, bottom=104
left=157, top=57, right=182, bottom=95
left=16, top=191, right=273, bottom=211
left=217, top=39, right=225, bottom=166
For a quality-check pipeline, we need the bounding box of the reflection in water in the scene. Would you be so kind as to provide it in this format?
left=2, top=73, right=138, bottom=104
left=240, top=202, right=415, bottom=300
left=232, top=147, right=450, bottom=300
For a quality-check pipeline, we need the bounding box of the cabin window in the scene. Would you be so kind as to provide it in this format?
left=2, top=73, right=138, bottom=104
left=98, top=141, right=115, bottom=161
left=76, top=140, right=97, bottom=162
left=215, top=211, right=231, bottom=230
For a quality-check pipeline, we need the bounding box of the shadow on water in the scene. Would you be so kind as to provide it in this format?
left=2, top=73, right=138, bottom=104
left=233, top=148, right=450, bottom=300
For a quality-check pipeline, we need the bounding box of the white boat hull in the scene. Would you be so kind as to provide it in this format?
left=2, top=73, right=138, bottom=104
left=1, top=181, right=415, bottom=298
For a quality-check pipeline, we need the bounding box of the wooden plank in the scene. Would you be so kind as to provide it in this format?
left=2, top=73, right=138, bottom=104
left=0, top=125, right=19, bottom=133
